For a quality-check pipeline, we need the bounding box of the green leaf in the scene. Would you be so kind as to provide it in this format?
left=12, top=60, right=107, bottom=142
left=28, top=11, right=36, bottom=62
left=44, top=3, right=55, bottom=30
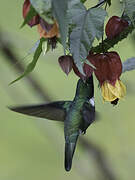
left=52, top=0, right=68, bottom=52
left=30, top=0, right=54, bottom=24
left=123, top=0, right=135, bottom=25
left=10, top=38, right=45, bottom=85
left=68, top=1, right=107, bottom=74
left=21, top=5, right=37, bottom=28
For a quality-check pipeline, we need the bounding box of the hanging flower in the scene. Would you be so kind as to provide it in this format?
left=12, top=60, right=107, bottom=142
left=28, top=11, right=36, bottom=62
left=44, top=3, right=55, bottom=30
left=23, top=0, right=40, bottom=27
left=105, top=16, right=129, bottom=39
left=37, top=21, right=59, bottom=38
left=87, top=51, right=126, bottom=102
left=23, top=0, right=59, bottom=49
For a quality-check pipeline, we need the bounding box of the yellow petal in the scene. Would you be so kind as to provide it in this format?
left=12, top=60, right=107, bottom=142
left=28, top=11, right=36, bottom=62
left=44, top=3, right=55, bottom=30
left=101, top=82, right=117, bottom=101
left=101, top=80, right=126, bottom=102
left=108, top=80, right=126, bottom=99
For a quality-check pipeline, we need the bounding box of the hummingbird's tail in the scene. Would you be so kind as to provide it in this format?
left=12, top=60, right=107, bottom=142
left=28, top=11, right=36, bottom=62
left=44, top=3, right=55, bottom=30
left=65, top=134, right=79, bottom=171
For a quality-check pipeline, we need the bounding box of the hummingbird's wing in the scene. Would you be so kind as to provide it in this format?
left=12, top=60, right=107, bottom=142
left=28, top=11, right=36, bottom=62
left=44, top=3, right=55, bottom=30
left=9, top=101, right=71, bottom=122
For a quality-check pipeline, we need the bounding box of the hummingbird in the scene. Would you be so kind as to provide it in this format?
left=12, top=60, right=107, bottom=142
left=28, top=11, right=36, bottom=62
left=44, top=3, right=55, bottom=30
left=9, top=75, right=95, bottom=171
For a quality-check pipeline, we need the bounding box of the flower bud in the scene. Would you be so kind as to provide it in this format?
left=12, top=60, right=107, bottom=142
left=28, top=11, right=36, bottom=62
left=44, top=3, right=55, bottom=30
left=105, top=16, right=128, bottom=39
left=23, top=0, right=40, bottom=27
left=58, top=55, right=73, bottom=75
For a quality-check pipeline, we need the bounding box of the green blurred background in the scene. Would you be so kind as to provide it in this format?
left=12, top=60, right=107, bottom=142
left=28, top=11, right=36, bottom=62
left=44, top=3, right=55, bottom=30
left=0, top=0, right=135, bottom=180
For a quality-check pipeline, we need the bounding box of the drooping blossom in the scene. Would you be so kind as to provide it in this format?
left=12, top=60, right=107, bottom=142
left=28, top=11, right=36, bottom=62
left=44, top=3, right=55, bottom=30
left=87, top=51, right=126, bottom=102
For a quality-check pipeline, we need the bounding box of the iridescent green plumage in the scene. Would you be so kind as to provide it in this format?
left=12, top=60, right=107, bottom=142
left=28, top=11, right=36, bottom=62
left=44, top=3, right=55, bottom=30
left=64, top=77, right=95, bottom=171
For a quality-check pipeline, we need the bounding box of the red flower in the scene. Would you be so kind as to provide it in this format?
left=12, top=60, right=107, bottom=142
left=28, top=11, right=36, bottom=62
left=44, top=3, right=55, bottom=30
left=88, top=52, right=122, bottom=86
left=105, top=16, right=128, bottom=39
left=23, top=0, right=40, bottom=27
left=88, top=52, right=126, bottom=102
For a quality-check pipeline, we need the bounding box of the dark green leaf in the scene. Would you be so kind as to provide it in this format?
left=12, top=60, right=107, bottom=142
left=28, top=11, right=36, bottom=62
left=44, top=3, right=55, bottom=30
left=68, top=0, right=107, bottom=74
left=52, top=0, right=68, bottom=52
left=30, top=0, right=53, bottom=24
left=10, top=38, right=45, bottom=85
left=21, top=5, right=37, bottom=28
